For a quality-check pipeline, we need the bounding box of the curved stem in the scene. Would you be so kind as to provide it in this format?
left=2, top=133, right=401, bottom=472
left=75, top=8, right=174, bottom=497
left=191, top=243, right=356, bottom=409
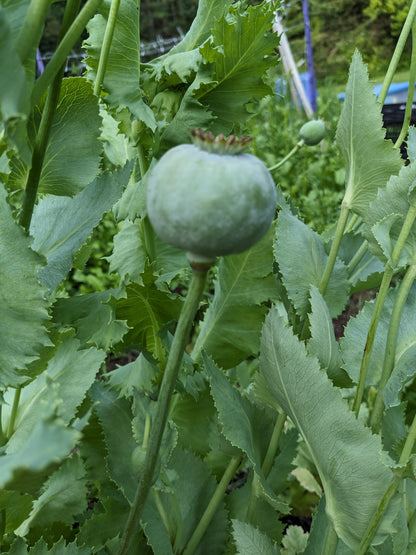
left=246, top=412, right=287, bottom=523
left=322, top=521, right=339, bottom=555
left=347, top=239, right=368, bottom=274
left=353, top=201, right=416, bottom=415
left=355, top=411, right=416, bottom=554
left=394, top=18, right=416, bottom=150
left=0, top=405, right=5, bottom=447
left=15, top=0, right=51, bottom=65
left=377, top=0, right=416, bottom=107
left=32, top=0, right=103, bottom=108
left=19, top=0, right=81, bottom=231
left=7, top=387, right=21, bottom=438
left=261, top=412, right=287, bottom=478
left=319, top=202, right=350, bottom=296
left=352, top=267, right=394, bottom=415
left=370, top=263, right=416, bottom=432
left=182, top=455, right=241, bottom=555
left=268, top=140, right=304, bottom=173
left=93, top=0, right=122, bottom=96
left=118, top=267, right=210, bottom=555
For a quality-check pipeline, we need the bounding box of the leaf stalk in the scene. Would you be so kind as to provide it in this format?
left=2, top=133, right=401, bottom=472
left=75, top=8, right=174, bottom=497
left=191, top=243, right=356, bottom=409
left=118, top=266, right=210, bottom=555
left=370, top=263, right=416, bottom=432
left=182, top=455, right=241, bottom=555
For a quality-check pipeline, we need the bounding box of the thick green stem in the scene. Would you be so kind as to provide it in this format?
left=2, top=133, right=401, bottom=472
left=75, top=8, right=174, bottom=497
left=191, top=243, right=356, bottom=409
left=246, top=412, right=287, bottom=523
left=319, top=202, right=350, bottom=296
left=261, top=412, right=287, bottom=478
left=15, top=0, right=51, bottom=65
left=0, top=404, right=5, bottom=447
left=355, top=412, right=416, bottom=554
left=394, top=19, right=416, bottom=150
left=370, top=263, right=416, bottom=432
left=322, top=521, right=339, bottom=555
left=268, top=141, right=304, bottom=173
left=118, top=267, right=210, bottom=555
left=93, top=0, right=122, bottom=96
left=7, top=387, right=21, bottom=438
left=19, top=0, right=81, bottom=231
left=32, top=0, right=103, bottom=107
left=377, top=0, right=416, bottom=107
left=353, top=201, right=416, bottom=415
left=352, top=267, right=394, bottom=415
left=182, top=455, right=241, bottom=555
left=347, top=240, right=368, bottom=275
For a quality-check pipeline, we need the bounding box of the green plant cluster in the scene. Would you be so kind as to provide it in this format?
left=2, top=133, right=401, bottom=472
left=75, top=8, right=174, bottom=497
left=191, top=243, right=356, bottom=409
left=3, top=0, right=416, bottom=553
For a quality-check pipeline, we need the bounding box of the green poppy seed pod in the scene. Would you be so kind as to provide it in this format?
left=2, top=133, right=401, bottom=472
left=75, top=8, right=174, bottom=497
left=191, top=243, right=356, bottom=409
left=146, top=129, right=277, bottom=263
left=299, top=119, right=326, bottom=146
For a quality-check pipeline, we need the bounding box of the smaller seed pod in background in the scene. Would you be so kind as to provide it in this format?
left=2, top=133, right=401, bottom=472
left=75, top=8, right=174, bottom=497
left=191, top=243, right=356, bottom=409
left=299, top=119, right=326, bottom=146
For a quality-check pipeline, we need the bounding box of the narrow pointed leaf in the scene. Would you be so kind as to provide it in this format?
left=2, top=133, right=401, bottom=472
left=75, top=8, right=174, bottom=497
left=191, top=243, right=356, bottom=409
left=260, top=306, right=396, bottom=549
left=232, top=519, right=280, bottom=555
left=336, top=50, right=402, bottom=218
left=0, top=183, right=50, bottom=387
left=15, top=455, right=86, bottom=537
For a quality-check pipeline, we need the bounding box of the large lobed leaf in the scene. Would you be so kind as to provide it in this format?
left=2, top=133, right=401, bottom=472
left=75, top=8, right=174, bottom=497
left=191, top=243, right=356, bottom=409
left=9, top=78, right=102, bottom=196
left=0, top=183, right=51, bottom=388
left=336, top=50, right=402, bottom=219
left=260, top=306, right=397, bottom=549
left=193, top=227, right=278, bottom=368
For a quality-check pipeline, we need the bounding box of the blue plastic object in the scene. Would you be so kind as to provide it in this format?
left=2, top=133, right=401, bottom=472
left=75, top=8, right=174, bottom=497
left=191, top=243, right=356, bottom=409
left=338, top=82, right=416, bottom=104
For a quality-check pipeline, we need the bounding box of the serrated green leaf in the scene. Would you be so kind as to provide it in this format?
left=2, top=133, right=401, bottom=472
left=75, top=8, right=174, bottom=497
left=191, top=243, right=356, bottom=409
left=336, top=50, right=403, bottom=218
left=196, top=2, right=278, bottom=131
left=260, top=306, right=397, bottom=549
left=307, top=286, right=350, bottom=387
left=193, top=227, right=277, bottom=368
left=341, top=282, right=416, bottom=405
left=90, top=382, right=138, bottom=503
left=75, top=493, right=129, bottom=552
left=364, top=160, right=416, bottom=267
left=53, top=289, right=129, bottom=351
left=281, top=525, right=308, bottom=554
left=0, top=6, right=31, bottom=162
left=274, top=210, right=349, bottom=319
left=107, top=352, right=157, bottom=398
left=0, top=490, right=33, bottom=534
left=142, top=447, right=228, bottom=555
left=232, top=519, right=280, bottom=555
left=291, top=467, right=323, bottom=498
left=85, top=0, right=156, bottom=128
left=204, top=354, right=289, bottom=514
left=4, top=334, right=105, bottom=453
left=31, top=537, right=90, bottom=554
left=9, top=78, right=102, bottom=196
left=30, top=163, right=132, bottom=292
left=165, top=0, right=232, bottom=56
left=15, top=455, right=86, bottom=537
left=0, top=183, right=51, bottom=388
left=0, top=416, right=80, bottom=494
left=109, top=217, right=188, bottom=285
left=116, top=278, right=183, bottom=359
